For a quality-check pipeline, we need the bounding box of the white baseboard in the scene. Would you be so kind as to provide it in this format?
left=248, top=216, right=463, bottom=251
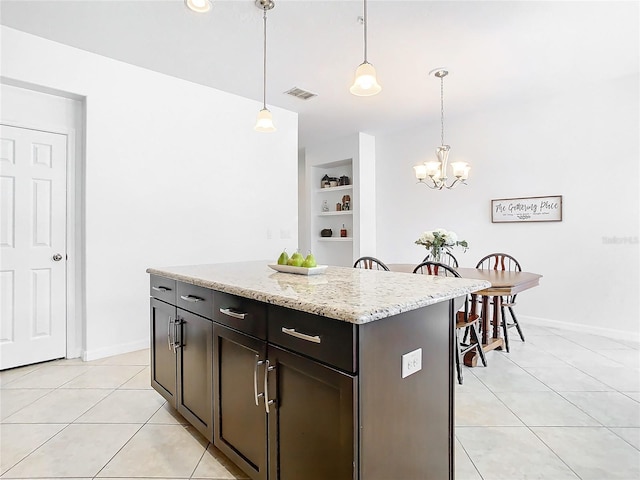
left=82, top=338, right=150, bottom=362
left=521, top=315, right=640, bottom=344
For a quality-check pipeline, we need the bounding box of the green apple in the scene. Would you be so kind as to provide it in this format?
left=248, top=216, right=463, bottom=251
left=302, top=253, right=317, bottom=268
left=277, top=250, right=289, bottom=265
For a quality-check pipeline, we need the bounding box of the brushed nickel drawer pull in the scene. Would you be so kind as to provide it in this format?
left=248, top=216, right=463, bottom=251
left=152, top=286, right=171, bottom=292
left=220, top=307, right=248, bottom=320
left=254, top=355, right=265, bottom=406
left=281, top=327, right=321, bottom=344
left=180, top=295, right=204, bottom=303
left=264, top=359, right=276, bottom=414
left=168, top=317, right=174, bottom=351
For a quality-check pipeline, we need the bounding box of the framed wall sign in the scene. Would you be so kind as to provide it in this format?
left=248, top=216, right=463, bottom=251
left=491, top=195, right=563, bottom=223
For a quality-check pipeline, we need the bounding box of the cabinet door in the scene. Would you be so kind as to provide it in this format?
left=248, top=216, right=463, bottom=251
left=176, top=309, right=213, bottom=442
left=213, top=324, right=267, bottom=480
left=150, top=298, right=176, bottom=404
left=267, top=345, right=357, bottom=480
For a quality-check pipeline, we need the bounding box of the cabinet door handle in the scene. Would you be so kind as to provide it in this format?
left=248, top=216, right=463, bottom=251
left=152, top=286, right=171, bottom=292
left=281, top=327, right=321, bottom=344
left=264, top=359, right=276, bottom=414
left=254, top=355, right=265, bottom=406
left=173, top=319, right=182, bottom=352
left=167, top=317, right=174, bottom=351
left=180, top=295, right=204, bottom=303
left=219, top=307, right=247, bottom=320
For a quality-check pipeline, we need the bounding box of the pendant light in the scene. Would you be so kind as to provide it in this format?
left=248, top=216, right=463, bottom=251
left=254, top=0, right=276, bottom=132
left=185, top=0, right=212, bottom=13
left=350, top=0, right=381, bottom=96
left=413, top=69, right=470, bottom=189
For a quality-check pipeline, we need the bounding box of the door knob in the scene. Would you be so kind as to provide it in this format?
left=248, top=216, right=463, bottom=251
left=52, top=253, right=63, bottom=261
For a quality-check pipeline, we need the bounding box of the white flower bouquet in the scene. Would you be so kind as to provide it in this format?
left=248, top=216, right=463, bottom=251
left=415, top=228, right=468, bottom=262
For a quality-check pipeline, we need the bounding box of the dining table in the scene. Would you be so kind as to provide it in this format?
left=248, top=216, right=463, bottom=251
left=387, top=264, right=543, bottom=366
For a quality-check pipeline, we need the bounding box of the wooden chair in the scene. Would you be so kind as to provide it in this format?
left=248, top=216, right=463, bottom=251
left=412, top=261, right=487, bottom=384
left=353, top=256, right=390, bottom=271
left=421, top=251, right=459, bottom=268
left=475, top=253, right=524, bottom=352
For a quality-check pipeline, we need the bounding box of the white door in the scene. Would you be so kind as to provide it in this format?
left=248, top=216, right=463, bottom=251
left=0, top=124, right=68, bottom=369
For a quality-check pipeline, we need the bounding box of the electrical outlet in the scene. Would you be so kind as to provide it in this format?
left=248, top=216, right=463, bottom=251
left=401, top=348, right=422, bottom=379
left=266, top=228, right=273, bottom=239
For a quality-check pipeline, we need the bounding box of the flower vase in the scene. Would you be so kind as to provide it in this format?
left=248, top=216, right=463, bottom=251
left=431, top=248, right=442, bottom=263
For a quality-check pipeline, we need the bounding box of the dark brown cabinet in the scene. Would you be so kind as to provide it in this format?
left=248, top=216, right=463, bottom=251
left=150, top=273, right=454, bottom=480
left=149, top=276, right=213, bottom=442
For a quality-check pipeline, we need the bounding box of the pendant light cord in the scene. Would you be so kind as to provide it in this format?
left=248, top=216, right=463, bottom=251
left=440, top=75, right=445, bottom=145
left=363, top=0, right=368, bottom=62
left=262, top=8, right=267, bottom=110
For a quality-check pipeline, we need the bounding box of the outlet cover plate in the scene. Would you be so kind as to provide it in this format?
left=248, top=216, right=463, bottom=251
left=402, top=348, right=422, bottom=379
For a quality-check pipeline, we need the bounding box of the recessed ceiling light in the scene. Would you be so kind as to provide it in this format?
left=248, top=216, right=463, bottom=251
left=185, top=0, right=212, bottom=13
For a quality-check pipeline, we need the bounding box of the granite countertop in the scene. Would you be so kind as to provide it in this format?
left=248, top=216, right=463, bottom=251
left=147, top=261, right=490, bottom=325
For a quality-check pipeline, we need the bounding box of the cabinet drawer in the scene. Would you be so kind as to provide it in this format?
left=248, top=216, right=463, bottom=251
left=150, top=275, right=176, bottom=305
left=177, top=282, right=213, bottom=319
left=213, top=292, right=267, bottom=340
left=268, top=305, right=357, bottom=373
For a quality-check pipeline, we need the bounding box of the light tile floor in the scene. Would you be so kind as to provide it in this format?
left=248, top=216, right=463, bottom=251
left=0, top=326, right=638, bottom=479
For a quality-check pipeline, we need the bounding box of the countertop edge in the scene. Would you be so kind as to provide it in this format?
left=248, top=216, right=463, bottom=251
left=147, top=266, right=491, bottom=325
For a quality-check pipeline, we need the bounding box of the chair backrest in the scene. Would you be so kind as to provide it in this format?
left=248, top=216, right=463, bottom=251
left=422, top=252, right=459, bottom=268
left=475, top=253, right=521, bottom=272
left=353, top=256, right=390, bottom=271
left=412, top=261, right=460, bottom=278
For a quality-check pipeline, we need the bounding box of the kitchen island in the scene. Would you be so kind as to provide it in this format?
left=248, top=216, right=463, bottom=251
left=147, top=261, right=490, bottom=480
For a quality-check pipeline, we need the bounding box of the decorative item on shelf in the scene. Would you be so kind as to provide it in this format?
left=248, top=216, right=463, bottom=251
left=350, top=0, right=382, bottom=96
left=341, top=224, right=347, bottom=238
left=321, top=228, right=333, bottom=238
left=415, top=228, right=468, bottom=263
left=341, top=195, right=351, bottom=211
left=254, top=0, right=276, bottom=133
left=339, top=175, right=350, bottom=186
left=321, top=174, right=330, bottom=188
left=329, top=179, right=338, bottom=187
left=413, top=69, right=470, bottom=189
left=322, top=200, right=329, bottom=212
left=336, top=203, right=342, bottom=211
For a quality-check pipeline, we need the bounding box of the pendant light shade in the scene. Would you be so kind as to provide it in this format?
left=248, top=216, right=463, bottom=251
left=350, top=0, right=381, bottom=96
left=254, top=108, right=276, bottom=133
left=185, top=0, right=212, bottom=13
left=254, top=0, right=276, bottom=132
left=350, top=62, right=382, bottom=96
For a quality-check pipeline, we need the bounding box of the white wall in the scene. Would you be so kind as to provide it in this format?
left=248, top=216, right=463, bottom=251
left=376, top=74, right=639, bottom=340
left=1, top=27, right=299, bottom=360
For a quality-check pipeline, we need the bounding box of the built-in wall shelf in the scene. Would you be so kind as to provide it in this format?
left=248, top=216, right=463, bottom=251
left=318, top=211, right=353, bottom=217
left=315, top=185, right=353, bottom=194
left=318, top=237, right=353, bottom=242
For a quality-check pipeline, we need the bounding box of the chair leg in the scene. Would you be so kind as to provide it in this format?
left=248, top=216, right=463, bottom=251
left=508, top=306, right=525, bottom=342
left=500, top=305, right=510, bottom=353
left=470, top=324, right=487, bottom=367
left=455, top=333, right=463, bottom=385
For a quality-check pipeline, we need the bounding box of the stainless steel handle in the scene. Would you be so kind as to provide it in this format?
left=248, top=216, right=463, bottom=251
left=173, top=319, right=182, bottom=352
left=153, top=286, right=171, bottom=292
left=281, top=327, right=321, bottom=344
left=254, top=355, right=265, bottom=406
left=52, top=253, right=63, bottom=261
left=168, top=316, right=174, bottom=351
left=264, top=359, right=276, bottom=414
left=219, top=307, right=248, bottom=320
left=180, top=295, right=203, bottom=303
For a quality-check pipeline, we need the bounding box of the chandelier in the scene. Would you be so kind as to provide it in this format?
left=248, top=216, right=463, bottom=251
left=414, top=69, right=470, bottom=189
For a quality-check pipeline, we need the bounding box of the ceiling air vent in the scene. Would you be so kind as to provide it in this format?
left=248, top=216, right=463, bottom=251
left=284, top=87, right=317, bottom=101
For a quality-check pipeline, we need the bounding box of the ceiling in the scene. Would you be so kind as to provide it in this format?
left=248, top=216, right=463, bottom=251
left=1, top=0, right=638, bottom=148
